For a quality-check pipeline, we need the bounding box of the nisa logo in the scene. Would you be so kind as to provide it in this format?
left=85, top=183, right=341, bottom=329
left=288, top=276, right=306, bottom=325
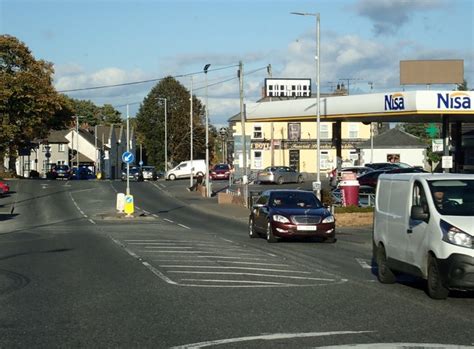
left=384, top=93, right=405, bottom=111
left=437, top=92, right=471, bottom=109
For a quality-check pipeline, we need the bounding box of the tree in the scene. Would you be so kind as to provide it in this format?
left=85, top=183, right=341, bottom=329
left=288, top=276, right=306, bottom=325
left=0, top=35, right=72, bottom=172
left=64, top=97, right=123, bottom=126
left=456, top=79, right=468, bottom=91
left=135, top=76, right=209, bottom=170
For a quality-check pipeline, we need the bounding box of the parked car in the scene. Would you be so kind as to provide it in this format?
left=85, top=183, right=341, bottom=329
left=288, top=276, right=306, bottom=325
left=364, top=162, right=412, bottom=170
left=165, top=159, right=206, bottom=180
left=0, top=180, right=10, bottom=196
left=329, top=166, right=373, bottom=187
left=249, top=189, right=335, bottom=243
left=357, top=170, right=389, bottom=188
left=210, top=163, right=231, bottom=180
left=121, top=166, right=144, bottom=181
left=49, top=164, right=71, bottom=180
left=141, top=166, right=158, bottom=181
left=257, top=166, right=303, bottom=185
left=71, top=167, right=95, bottom=180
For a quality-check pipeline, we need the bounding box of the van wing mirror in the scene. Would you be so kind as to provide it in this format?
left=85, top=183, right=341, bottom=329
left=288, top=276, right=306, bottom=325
left=411, top=205, right=429, bottom=222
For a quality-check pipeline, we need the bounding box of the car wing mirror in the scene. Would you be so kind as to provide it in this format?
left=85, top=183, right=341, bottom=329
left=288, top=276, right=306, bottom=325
left=410, top=205, right=429, bottom=222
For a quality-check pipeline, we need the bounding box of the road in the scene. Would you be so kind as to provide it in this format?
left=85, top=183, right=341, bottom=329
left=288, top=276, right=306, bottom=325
left=0, top=179, right=472, bottom=348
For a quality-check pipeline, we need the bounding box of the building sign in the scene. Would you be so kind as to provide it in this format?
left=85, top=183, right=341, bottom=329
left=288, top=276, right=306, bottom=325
left=436, top=92, right=471, bottom=110
left=288, top=123, right=301, bottom=141
left=384, top=93, right=405, bottom=111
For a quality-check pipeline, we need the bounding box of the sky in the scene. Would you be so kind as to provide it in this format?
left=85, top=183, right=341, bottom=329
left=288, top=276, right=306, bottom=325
left=1, top=0, right=473, bottom=127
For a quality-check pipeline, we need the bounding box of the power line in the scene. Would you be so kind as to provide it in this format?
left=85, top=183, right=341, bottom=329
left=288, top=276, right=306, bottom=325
left=58, top=64, right=239, bottom=93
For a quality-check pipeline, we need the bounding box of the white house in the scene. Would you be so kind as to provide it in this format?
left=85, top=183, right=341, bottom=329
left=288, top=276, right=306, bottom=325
left=358, top=128, right=428, bottom=168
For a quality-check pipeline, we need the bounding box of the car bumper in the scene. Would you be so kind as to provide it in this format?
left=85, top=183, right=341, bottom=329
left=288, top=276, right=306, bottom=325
left=211, top=174, right=229, bottom=180
left=437, top=253, right=474, bottom=291
left=271, top=222, right=336, bottom=239
left=257, top=175, right=275, bottom=183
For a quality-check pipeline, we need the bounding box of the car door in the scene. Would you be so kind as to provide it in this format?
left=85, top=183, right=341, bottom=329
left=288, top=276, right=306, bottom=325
left=254, top=193, right=270, bottom=231
left=407, top=181, right=430, bottom=268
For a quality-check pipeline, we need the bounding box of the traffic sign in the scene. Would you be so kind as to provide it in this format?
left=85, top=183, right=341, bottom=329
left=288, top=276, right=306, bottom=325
left=122, top=151, right=135, bottom=164
left=45, top=152, right=51, bottom=159
left=124, top=194, right=134, bottom=216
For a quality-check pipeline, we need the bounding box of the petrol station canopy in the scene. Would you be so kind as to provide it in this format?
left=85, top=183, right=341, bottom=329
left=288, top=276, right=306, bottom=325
left=244, top=90, right=473, bottom=123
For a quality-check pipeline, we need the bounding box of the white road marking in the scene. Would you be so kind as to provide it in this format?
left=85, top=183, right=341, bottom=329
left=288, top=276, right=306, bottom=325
left=170, top=330, right=374, bottom=349
left=88, top=219, right=96, bottom=225
left=159, top=265, right=310, bottom=273
left=141, top=261, right=178, bottom=285
left=181, top=279, right=290, bottom=285
left=317, top=344, right=474, bottom=349
left=356, top=258, right=372, bottom=269
left=164, top=218, right=174, bottom=223
left=168, top=271, right=338, bottom=281
left=178, top=223, right=191, bottom=229
left=152, top=214, right=159, bottom=218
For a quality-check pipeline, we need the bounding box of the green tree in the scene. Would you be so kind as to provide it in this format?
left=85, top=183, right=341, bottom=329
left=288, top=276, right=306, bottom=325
left=456, top=79, right=468, bottom=91
left=135, top=76, right=208, bottom=170
left=0, top=35, right=72, bottom=172
left=99, top=104, right=123, bottom=124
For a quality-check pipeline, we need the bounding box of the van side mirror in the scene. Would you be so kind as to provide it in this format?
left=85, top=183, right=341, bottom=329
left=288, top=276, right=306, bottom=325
left=411, top=205, right=429, bottom=222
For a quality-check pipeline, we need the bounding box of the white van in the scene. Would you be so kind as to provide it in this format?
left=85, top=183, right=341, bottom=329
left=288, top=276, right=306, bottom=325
left=165, top=159, right=206, bottom=180
left=373, top=173, right=474, bottom=299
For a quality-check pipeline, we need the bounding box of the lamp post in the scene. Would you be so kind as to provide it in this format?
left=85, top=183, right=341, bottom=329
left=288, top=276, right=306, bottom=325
left=203, top=63, right=211, bottom=198
left=291, top=11, right=321, bottom=199
left=157, top=97, right=168, bottom=172
left=190, top=76, right=194, bottom=188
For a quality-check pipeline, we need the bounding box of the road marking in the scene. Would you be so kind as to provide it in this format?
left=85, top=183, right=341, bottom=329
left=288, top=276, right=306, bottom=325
left=356, top=258, right=372, bottom=269
left=181, top=279, right=290, bottom=285
left=168, top=271, right=337, bottom=281
left=159, top=266, right=311, bottom=273
left=88, top=219, right=96, bottom=224
left=170, top=331, right=374, bottom=349
left=164, top=218, right=174, bottom=223
left=152, top=214, right=159, bottom=218
left=141, top=261, right=178, bottom=285
left=178, top=223, right=191, bottom=229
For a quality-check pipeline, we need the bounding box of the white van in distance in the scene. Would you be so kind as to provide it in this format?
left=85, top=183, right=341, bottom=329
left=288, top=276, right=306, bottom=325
left=373, top=173, right=474, bottom=299
left=165, top=159, right=206, bottom=180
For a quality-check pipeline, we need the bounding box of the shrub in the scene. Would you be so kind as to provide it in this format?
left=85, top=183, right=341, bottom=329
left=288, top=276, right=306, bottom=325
left=335, top=205, right=374, bottom=213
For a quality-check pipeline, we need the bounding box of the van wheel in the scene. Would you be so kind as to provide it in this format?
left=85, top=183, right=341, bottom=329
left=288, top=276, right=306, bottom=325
left=168, top=174, right=176, bottom=181
left=249, top=217, right=258, bottom=238
left=427, top=255, right=449, bottom=300
left=377, top=245, right=396, bottom=284
left=277, top=177, right=284, bottom=185
left=196, top=172, right=204, bottom=177
left=266, top=221, right=277, bottom=243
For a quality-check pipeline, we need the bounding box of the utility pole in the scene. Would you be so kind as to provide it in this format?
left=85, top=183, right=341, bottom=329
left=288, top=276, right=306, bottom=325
left=338, top=78, right=362, bottom=95
left=204, top=63, right=211, bottom=198
left=190, top=76, right=194, bottom=188
left=126, top=104, right=130, bottom=196
left=238, top=61, right=248, bottom=207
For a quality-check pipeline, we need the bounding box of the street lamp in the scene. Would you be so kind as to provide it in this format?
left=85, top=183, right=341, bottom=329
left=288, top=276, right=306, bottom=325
left=204, top=63, right=211, bottom=198
left=291, top=11, right=321, bottom=199
left=157, top=97, right=168, bottom=172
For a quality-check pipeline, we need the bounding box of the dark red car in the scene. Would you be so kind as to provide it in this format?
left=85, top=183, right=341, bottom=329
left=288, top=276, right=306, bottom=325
left=210, top=163, right=231, bottom=180
left=249, top=189, right=336, bottom=243
left=0, top=180, right=10, bottom=196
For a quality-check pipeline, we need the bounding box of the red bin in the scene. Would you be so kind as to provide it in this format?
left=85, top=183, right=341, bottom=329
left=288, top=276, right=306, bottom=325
left=340, top=179, right=359, bottom=206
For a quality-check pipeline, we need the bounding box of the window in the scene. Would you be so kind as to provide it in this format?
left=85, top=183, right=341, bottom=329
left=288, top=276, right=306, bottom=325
left=269, top=92, right=273, bottom=97
left=288, top=123, right=301, bottom=141
left=292, top=85, right=296, bottom=90
left=269, top=86, right=273, bottom=90
left=253, top=125, right=263, bottom=139
left=253, top=151, right=262, bottom=169
left=303, top=86, right=307, bottom=90
left=320, top=124, right=329, bottom=139
left=320, top=151, right=330, bottom=169
left=349, top=123, right=359, bottom=138
left=58, top=144, right=65, bottom=152
left=280, top=85, right=284, bottom=90
left=292, top=92, right=296, bottom=97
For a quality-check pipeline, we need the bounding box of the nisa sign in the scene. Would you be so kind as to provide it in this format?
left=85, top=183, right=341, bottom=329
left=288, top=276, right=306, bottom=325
left=384, top=93, right=405, bottom=111
left=437, top=92, right=471, bottom=110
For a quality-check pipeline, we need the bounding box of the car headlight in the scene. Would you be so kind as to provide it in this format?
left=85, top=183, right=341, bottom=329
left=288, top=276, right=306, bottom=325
left=272, top=214, right=290, bottom=223
left=440, top=220, right=472, bottom=249
left=322, top=215, right=335, bottom=223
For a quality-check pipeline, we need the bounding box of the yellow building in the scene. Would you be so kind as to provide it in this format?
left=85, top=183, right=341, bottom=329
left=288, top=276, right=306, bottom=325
left=229, top=116, right=372, bottom=174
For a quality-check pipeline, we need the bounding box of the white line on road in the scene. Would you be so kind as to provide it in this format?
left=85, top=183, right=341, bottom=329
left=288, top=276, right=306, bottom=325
left=181, top=279, right=290, bottom=285
left=88, top=219, right=96, bottom=224
left=178, top=223, right=191, bottom=229
left=170, top=331, right=374, bottom=349
left=168, top=271, right=337, bottom=281
left=159, top=265, right=311, bottom=273
left=164, top=218, right=174, bottom=223
left=356, top=258, right=372, bottom=269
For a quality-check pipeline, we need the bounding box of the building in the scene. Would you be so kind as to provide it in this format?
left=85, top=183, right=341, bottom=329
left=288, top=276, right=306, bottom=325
left=264, top=78, right=311, bottom=97
left=357, top=128, right=427, bottom=168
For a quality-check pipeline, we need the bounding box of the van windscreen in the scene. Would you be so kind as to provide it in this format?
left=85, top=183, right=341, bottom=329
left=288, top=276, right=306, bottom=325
left=428, top=180, right=474, bottom=216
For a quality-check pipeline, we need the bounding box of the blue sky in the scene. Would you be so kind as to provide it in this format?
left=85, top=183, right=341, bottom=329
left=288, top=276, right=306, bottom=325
left=1, top=0, right=473, bottom=126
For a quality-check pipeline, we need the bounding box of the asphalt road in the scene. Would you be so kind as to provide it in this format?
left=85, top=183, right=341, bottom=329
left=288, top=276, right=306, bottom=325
left=0, top=179, right=472, bottom=348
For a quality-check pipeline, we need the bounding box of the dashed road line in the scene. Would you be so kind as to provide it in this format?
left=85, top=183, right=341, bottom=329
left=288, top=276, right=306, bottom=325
left=356, top=258, right=372, bottom=269
left=178, top=223, right=191, bottom=230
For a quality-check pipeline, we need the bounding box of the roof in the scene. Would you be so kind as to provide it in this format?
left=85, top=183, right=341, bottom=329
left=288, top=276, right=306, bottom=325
left=237, top=90, right=473, bottom=123
left=78, top=129, right=106, bottom=149
left=357, top=128, right=427, bottom=149
left=46, top=130, right=69, bottom=143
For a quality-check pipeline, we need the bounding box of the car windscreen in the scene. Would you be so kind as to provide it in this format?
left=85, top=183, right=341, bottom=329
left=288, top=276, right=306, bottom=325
left=427, top=179, right=474, bottom=216
left=214, top=165, right=229, bottom=170
left=270, top=192, right=322, bottom=209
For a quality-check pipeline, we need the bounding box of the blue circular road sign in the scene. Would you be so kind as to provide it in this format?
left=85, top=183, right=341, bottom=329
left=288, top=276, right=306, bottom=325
left=122, top=151, right=135, bottom=164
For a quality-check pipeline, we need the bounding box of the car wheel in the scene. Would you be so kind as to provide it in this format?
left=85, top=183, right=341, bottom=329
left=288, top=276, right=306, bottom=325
left=168, top=174, right=176, bottom=181
left=427, top=255, right=449, bottom=300
left=277, top=176, right=284, bottom=185
left=297, top=175, right=304, bottom=183
left=249, top=217, right=258, bottom=238
left=376, top=244, right=396, bottom=284
left=266, top=221, right=277, bottom=243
